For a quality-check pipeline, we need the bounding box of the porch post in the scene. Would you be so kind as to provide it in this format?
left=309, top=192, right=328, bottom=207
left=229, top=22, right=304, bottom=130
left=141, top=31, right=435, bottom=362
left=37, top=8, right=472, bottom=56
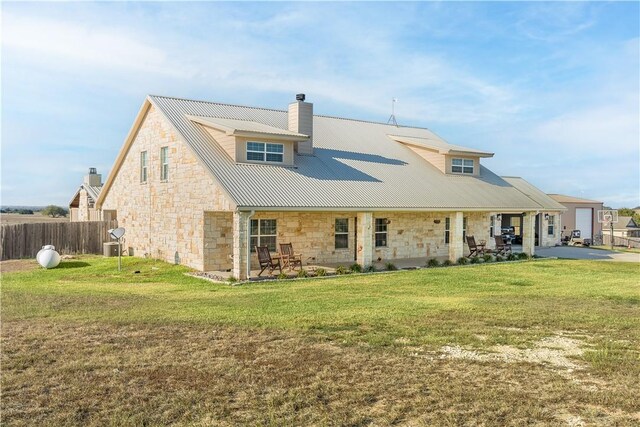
left=522, top=211, right=536, bottom=256
left=448, top=212, right=464, bottom=262
left=232, top=211, right=250, bottom=280
left=356, top=212, right=373, bottom=267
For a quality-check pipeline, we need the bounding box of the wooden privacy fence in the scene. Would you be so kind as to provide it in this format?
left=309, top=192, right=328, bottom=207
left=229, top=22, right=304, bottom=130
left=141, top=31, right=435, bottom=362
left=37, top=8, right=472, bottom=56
left=0, top=220, right=117, bottom=260
left=600, top=233, right=640, bottom=249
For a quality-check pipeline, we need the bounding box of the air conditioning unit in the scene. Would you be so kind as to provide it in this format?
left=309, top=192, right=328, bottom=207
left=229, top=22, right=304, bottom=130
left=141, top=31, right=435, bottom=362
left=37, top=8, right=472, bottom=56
left=103, top=242, right=121, bottom=257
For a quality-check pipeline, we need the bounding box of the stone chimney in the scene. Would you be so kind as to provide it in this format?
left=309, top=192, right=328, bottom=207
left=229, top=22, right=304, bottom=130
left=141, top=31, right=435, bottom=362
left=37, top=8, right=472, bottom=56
left=83, top=167, right=102, bottom=187
left=288, top=93, right=313, bottom=155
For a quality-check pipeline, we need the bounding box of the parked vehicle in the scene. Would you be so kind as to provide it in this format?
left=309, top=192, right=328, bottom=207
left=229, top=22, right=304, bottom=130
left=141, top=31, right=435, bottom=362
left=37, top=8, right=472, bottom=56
left=562, top=230, right=591, bottom=246
left=501, top=227, right=516, bottom=244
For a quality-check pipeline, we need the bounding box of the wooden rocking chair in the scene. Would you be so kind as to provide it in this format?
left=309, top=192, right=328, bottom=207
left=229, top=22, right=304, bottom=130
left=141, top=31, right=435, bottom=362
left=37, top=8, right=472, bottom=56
left=494, top=236, right=512, bottom=256
left=279, top=243, right=303, bottom=271
left=255, top=246, right=282, bottom=276
left=466, top=235, right=488, bottom=258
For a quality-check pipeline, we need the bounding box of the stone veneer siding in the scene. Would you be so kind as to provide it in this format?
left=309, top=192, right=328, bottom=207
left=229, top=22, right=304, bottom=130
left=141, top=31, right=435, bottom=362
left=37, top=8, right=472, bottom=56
left=101, top=105, right=233, bottom=270
left=241, top=211, right=495, bottom=269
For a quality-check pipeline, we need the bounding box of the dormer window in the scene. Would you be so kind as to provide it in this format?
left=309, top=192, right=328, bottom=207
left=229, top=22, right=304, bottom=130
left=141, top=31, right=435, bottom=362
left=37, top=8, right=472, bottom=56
left=452, top=158, right=474, bottom=174
left=247, top=142, right=284, bottom=163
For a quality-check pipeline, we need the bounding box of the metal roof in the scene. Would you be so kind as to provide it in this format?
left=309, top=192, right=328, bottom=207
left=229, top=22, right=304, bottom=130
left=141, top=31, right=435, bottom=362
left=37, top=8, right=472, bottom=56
left=146, top=95, right=557, bottom=211
left=186, top=115, right=308, bottom=140
left=548, top=194, right=602, bottom=204
left=501, top=177, right=566, bottom=211
left=388, top=134, right=494, bottom=157
left=68, top=184, right=102, bottom=207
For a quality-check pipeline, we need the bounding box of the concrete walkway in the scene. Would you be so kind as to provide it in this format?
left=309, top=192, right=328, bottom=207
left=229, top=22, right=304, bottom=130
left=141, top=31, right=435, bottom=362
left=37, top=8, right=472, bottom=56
left=536, top=246, right=640, bottom=263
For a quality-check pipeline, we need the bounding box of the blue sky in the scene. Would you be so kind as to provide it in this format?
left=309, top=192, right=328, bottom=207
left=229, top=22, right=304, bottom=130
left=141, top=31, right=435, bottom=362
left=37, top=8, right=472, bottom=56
left=2, top=1, right=639, bottom=207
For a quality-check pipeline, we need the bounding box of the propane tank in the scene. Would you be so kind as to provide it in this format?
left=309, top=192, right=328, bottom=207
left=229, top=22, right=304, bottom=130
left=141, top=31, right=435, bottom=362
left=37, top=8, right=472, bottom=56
left=37, top=245, right=61, bottom=269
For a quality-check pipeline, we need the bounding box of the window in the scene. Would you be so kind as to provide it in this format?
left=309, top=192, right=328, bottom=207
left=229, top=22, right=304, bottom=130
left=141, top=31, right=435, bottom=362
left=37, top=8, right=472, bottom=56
left=547, top=215, right=555, bottom=236
left=246, top=142, right=284, bottom=163
left=452, top=158, right=474, bottom=174
left=375, top=218, right=388, bottom=247
left=250, top=219, right=277, bottom=252
left=445, top=217, right=450, bottom=244
left=140, top=151, right=148, bottom=183
left=160, top=147, right=169, bottom=181
left=335, top=218, right=349, bottom=249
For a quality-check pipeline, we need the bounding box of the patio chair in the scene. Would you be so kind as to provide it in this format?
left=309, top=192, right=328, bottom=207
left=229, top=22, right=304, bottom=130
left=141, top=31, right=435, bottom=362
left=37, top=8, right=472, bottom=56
left=495, top=236, right=512, bottom=256
left=255, top=246, right=282, bottom=276
left=466, top=235, right=487, bottom=258
left=279, top=242, right=303, bottom=271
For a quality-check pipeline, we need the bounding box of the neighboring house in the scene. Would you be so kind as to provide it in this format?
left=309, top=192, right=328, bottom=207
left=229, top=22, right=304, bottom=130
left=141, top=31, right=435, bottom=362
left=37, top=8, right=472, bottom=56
left=69, top=168, right=103, bottom=222
left=548, top=194, right=603, bottom=241
left=96, top=94, right=564, bottom=279
left=602, top=216, right=640, bottom=238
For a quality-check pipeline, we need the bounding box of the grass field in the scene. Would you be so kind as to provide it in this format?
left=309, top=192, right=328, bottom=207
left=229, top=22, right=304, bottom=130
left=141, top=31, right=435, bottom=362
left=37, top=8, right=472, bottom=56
left=2, top=256, right=639, bottom=425
left=1, top=212, right=68, bottom=225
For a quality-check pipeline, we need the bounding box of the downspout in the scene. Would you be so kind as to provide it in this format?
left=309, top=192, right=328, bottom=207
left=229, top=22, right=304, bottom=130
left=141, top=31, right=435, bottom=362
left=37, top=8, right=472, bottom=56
left=246, top=210, right=255, bottom=280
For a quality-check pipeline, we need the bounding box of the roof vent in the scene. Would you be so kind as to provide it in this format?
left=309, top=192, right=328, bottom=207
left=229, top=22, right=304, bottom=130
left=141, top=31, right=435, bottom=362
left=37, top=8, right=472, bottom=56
left=295, top=93, right=306, bottom=102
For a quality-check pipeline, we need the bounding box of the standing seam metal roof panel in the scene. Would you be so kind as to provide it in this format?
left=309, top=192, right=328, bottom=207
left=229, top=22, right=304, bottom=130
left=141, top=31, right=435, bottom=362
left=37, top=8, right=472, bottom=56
left=149, top=95, right=549, bottom=211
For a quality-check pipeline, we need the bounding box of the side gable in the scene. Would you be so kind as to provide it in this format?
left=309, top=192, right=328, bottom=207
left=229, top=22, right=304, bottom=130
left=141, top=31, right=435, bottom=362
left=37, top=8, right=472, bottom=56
left=97, top=98, right=237, bottom=210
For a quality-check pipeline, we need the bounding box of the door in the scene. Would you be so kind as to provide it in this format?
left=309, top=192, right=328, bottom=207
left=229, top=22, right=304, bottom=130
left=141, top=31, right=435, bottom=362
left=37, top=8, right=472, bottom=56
left=575, top=208, right=593, bottom=240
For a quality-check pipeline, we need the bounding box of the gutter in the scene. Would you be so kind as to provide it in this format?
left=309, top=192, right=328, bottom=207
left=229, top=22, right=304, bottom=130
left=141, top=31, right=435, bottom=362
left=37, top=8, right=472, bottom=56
left=234, top=206, right=564, bottom=213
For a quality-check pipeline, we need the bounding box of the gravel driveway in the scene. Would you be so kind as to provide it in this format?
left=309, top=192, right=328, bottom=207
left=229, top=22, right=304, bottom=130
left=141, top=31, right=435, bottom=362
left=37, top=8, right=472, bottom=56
left=536, top=246, right=640, bottom=262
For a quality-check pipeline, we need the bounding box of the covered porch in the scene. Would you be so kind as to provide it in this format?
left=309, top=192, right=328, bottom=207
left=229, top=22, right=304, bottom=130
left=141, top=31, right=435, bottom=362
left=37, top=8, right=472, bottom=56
left=204, top=209, right=537, bottom=280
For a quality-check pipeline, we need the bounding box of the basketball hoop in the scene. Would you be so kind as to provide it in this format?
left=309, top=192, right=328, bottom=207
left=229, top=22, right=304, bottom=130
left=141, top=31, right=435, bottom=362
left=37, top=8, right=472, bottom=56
left=598, top=209, right=618, bottom=250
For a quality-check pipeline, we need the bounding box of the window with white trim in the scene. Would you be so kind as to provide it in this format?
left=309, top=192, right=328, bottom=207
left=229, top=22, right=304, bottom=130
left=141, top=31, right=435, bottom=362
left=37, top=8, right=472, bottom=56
left=490, top=215, right=495, bottom=237
left=140, top=151, right=148, bottom=183
left=452, top=158, right=474, bottom=174
left=375, top=218, right=387, bottom=247
left=335, top=218, right=349, bottom=249
left=547, top=215, right=555, bottom=236
left=160, top=147, right=169, bottom=181
left=250, top=219, right=277, bottom=252
left=463, top=216, right=467, bottom=242
left=445, top=217, right=450, bottom=244
left=246, top=142, right=284, bottom=163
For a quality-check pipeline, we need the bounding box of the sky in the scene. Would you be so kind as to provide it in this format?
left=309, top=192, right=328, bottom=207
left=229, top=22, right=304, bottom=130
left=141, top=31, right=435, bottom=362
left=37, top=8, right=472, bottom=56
left=1, top=1, right=639, bottom=208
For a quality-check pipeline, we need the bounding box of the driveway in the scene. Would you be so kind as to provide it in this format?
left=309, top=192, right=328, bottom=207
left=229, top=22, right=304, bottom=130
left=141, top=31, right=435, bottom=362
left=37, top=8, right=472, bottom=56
left=536, top=246, right=640, bottom=263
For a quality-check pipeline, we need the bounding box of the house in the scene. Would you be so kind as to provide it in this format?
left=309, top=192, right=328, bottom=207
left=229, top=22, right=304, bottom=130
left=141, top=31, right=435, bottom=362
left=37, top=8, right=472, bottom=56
left=69, top=168, right=103, bottom=222
left=548, top=194, right=603, bottom=241
left=602, top=216, right=640, bottom=238
left=95, top=94, right=564, bottom=279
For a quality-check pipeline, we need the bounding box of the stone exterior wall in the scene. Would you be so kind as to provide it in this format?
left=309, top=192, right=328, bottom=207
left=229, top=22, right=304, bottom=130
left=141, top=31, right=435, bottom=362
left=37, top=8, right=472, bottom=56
left=242, top=210, right=494, bottom=269
left=540, top=211, right=561, bottom=247
left=204, top=211, right=234, bottom=271
left=101, top=105, right=234, bottom=270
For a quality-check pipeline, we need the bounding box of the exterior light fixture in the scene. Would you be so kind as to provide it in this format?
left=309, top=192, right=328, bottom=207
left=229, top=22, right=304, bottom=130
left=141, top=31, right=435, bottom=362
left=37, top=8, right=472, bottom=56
left=544, top=213, right=549, bottom=220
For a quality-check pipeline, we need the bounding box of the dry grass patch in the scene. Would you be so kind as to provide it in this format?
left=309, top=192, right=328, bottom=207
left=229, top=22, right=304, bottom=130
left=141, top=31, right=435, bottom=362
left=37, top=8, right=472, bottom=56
left=2, top=320, right=639, bottom=426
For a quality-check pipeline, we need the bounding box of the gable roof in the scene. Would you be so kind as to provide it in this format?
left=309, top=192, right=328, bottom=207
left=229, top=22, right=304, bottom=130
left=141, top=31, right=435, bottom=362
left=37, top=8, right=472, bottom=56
left=99, top=95, right=562, bottom=212
left=388, top=135, right=494, bottom=157
left=69, top=184, right=102, bottom=207
left=186, top=115, right=308, bottom=141
left=548, top=194, right=602, bottom=204
left=614, top=216, right=640, bottom=230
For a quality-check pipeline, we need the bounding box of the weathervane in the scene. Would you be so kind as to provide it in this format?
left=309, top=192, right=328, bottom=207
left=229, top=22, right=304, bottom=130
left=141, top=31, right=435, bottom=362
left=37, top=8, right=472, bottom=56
left=387, top=98, right=398, bottom=127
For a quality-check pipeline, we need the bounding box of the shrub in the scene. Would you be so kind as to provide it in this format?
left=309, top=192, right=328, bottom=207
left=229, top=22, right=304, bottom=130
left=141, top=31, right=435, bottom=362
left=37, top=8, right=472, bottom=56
left=495, top=255, right=504, bottom=262
left=483, top=254, right=493, bottom=263
left=442, top=259, right=454, bottom=267
left=335, top=265, right=349, bottom=275
left=507, top=253, right=518, bottom=261
left=517, top=252, right=530, bottom=260
left=315, top=268, right=327, bottom=277
left=470, top=256, right=481, bottom=264
left=277, top=272, right=288, bottom=280
left=297, top=269, right=308, bottom=278
left=385, top=262, right=397, bottom=271
left=227, top=275, right=237, bottom=283
left=364, top=264, right=376, bottom=273
left=350, top=263, right=363, bottom=273
left=457, top=257, right=469, bottom=265
left=427, top=258, right=440, bottom=268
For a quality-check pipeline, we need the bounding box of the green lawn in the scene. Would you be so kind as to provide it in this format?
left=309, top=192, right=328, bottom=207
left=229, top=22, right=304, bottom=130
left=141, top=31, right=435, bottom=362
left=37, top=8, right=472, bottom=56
left=2, top=256, right=639, bottom=425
